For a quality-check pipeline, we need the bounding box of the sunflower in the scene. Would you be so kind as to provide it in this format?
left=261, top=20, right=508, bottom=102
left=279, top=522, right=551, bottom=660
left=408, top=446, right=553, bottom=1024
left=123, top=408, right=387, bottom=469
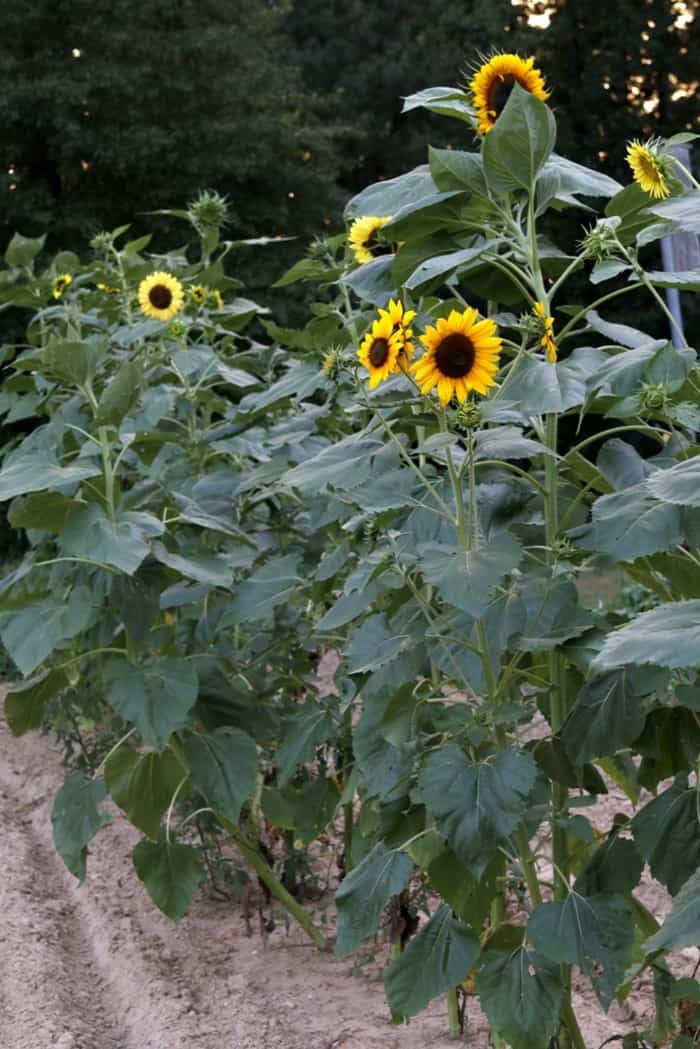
left=357, top=311, right=402, bottom=389
left=533, top=301, right=557, bottom=363
left=211, top=289, right=224, bottom=310
left=96, top=282, right=119, bottom=294
left=626, top=139, right=672, bottom=200
left=52, top=274, right=73, bottom=299
left=189, top=284, right=207, bottom=305
left=412, top=308, right=501, bottom=406
left=470, top=53, right=549, bottom=135
left=138, top=272, right=185, bottom=322
left=378, top=298, right=417, bottom=366
left=348, top=215, right=393, bottom=266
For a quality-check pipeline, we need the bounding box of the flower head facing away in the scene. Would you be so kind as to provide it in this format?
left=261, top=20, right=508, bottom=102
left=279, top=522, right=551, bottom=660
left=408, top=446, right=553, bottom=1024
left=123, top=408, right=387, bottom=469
left=533, top=301, right=557, bottom=363
left=470, top=53, right=549, bottom=135
left=52, top=274, right=73, bottom=300
left=348, top=215, right=393, bottom=266
left=626, top=139, right=672, bottom=200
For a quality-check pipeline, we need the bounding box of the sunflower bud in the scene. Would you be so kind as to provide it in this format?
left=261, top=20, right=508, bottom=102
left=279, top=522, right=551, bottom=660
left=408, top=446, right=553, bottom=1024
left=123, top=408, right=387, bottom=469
left=187, top=189, right=230, bottom=234
left=90, top=230, right=115, bottom=256
left=322, top=347, right=344, bottom=380
left=580, top=217, right=621, bottom=262
left=454, top=400, right=482, bottom=432
left=639, top=381, right=668, bottom=414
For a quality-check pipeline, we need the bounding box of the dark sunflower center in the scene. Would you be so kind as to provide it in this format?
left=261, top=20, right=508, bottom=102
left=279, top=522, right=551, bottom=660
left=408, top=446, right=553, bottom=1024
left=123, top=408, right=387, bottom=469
left=366, top=228, right=392, bottom=258
left=435, top=333, right=475, bottom=378
left=149, top=284, right=172, bottom=309
left=488, top=74, right=521, bottom=116
left=369, top=337, right=390, bottom=368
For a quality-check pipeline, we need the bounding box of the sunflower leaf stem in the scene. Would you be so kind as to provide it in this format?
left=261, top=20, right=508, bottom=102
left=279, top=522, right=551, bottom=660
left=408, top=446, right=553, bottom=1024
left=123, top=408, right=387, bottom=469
left=98, top=426, right=116, bottom=521
left=447, top=987, right=460, bottom=1040
left=556, top=282, right=642, bottom=343
left=474, top=458, right=546, bottom=495
left=614, top=237, right=688, bottom=348
left=369, top=403, right=456, bottom=523
left=669, top=156, right=700, bottom=190
left=548, top=253, right=586, bottom=301
left=483, top=254, right=535, bottom=303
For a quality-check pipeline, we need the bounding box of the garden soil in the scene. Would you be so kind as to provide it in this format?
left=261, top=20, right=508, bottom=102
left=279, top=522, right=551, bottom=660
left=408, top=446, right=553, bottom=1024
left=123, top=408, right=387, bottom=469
left=0, top=710, right=695, bottom=1049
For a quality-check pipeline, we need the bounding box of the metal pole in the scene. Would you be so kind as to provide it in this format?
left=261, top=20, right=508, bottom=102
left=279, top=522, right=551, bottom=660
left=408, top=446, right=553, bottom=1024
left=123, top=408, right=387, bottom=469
left=660, top=143, right=699, bottom=347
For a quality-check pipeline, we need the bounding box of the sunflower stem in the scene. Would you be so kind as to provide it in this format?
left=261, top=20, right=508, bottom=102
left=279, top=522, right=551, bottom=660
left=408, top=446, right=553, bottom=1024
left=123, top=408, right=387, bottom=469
left=447, top=987, right=461, bottom=1040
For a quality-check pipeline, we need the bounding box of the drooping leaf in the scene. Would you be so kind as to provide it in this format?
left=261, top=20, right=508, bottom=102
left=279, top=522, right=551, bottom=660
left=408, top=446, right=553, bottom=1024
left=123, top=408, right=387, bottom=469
left=0, top=452, right=101, bottom=502
left=60, top=503, right=163, bottom=574
left=647, top=456, right=700, bottom=507
left=418, top=532, right=522, bottom=619
left=594, top=601, right=700, bottom=670
left=51, top=774, right=110, bottom=881
left=183, top=727, right=258, bottom=823
left=563, top=670, right=651, bottom=765
left=528, top=893, right=634, bottom=1008
left=384, top=905, right=480, bottom=1019
left=482, top=84, right=556, bottom=193
left=335, top=842, right=413, bottom=957
left=575, top=832, right=644, bottom=897
left=105, top=747, right=186, bottom=839
left=132, top=838, right=204, bottom=921
left=0, top=584, right=98, bottom=676
left=646, top=868, right=700, bottom=953
left=276, top=703, right=336, bottom=786
left=417, top=745, right=536, bottom=878
left=220, top=554, right=302, bottom=626
left=103, top=657, right=199, bottom=750
left=4, top=667, right=69, bottom=735
left=477, top=947, right=563, bottom=1049
left=631, top=776, right=700, bottom=895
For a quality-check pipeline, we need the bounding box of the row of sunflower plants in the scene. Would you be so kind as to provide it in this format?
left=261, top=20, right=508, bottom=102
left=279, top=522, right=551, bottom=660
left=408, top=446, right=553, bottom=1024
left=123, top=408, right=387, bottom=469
left=0, top=192, right=352, bottom=946
left=264, top=57, right=700, bottom=1048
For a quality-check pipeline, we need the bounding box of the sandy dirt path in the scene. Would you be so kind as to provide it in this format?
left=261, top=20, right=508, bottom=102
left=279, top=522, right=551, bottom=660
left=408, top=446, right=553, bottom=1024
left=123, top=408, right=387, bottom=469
left=1, top=711, right=691, bottom=1049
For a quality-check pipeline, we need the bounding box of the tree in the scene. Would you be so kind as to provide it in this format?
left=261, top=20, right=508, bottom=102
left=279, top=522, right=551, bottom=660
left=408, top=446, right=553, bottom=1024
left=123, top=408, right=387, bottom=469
left=0, top=0, right=343, bottom=248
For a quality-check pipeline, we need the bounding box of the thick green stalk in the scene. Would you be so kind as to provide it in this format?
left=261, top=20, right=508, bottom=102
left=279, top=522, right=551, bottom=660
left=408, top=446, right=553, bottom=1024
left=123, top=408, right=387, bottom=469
left=222, top=819, right=329, bottom=951
left=447, top=987, right=461, bottom=1040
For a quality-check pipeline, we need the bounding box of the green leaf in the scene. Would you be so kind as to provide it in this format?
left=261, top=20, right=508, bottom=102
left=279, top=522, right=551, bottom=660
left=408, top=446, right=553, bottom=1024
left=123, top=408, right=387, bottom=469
left=631, top=776, right=700, bottom=895
left=103, top=657, right=199, bottom=750
left=497, top=348, right=607, bottom=417
left=417, top=745, right=536, bottom=878
left=276, top=703, right=335, bottom=786
left=429, top=147, right=487, bottom=196
left=426, top=850, right=499, bottom=927
left=647, top=456, right=700, bottom=507
left=594, top=601, right=700, bottom=670
left=152, top=542, right=233, bottom=587
left=342, top=256, right=395, bottom=306
left=60, top=503, right=163, bottom=574
left=384, top=905, right=480, bottom=1019
left=477, top=947, right=563, bottom=1049
left=335, top=842, right=413, bottom=957
left=183, top=727, right=258, bottom=823
left=345, top=613, right=409, bottom=674
left=5, top=232, right=46, bottom=267
left=401, top=86, right=474, bottom=123
left=354, top=701, right=413, bottom=801
left=284, top=434, right=381, bottom=494
left=575, top=833, right=644, bottom=897
left=576, top=483, right=682, bottom=561
left=540, top=154, right=622, bottom=202
left=528, top=893, right=634, bottom=1008
left=646, top=868, right=700, bottom=953
left=473, top=426, right=553, bottom=461
left=482, top=84, right=556, bottom=193
left=95, top=360, right=142, bottom=425
left=648, top=191, right=700, bottom=234
left=221, top=554, right=302, bottom=626
left=51, top=774, right=110, bottom=881
left=42, top=338, right=103, bottom=386
left=0, top=452, right=101, bottom=502
left=344, top=165, right=436, bottom=221
left=0, top=584, right=98, bottom=676
left=104, top=747, right=185, bottom=839
left=419, top=532, right=522, bottom=618
left=643, top=268, right=700, bottom=292
left=518, top=573, right=595, bottom=651
left=132, top=838, right=203, bottom=921
left=403, top=240, right=498, bottom=292
left=4, top=668, right=68, bottom=735
left=563, top=670, right=650, bottom=765
left=8, top=491, right=76, bottom=532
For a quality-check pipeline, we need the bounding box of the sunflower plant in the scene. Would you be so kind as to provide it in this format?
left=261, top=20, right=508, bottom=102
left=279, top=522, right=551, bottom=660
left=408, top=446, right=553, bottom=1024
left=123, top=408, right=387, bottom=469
left=271, top=57, right=700, bottom=1048
left=0, top=209, right=355, bottom=947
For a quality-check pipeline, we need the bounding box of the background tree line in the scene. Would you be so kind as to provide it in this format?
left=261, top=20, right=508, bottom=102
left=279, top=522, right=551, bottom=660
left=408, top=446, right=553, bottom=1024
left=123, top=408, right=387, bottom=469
left=1, top=0, right=697, bottom=250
